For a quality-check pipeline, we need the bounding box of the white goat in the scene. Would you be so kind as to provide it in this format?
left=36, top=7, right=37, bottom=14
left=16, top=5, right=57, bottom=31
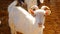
left=8, top=0, right=51, bottom=34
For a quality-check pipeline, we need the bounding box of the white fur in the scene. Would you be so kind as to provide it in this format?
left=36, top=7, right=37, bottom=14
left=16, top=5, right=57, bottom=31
left=8, top=1, right=44, bottom=34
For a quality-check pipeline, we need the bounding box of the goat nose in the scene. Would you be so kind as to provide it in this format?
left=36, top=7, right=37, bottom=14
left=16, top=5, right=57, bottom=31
left=38, top=23, right=45, bottom=28
left=38, top=23, right=42, bottom=27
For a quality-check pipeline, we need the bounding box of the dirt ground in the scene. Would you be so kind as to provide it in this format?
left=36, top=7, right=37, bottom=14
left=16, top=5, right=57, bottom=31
left=0, top=0, right=60, bottom=34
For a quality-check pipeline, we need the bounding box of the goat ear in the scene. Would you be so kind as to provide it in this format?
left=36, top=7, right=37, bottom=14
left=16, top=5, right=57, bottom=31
left=45, top=10, right=51, bottom=15
left=29, top=9, right=34, bottom=15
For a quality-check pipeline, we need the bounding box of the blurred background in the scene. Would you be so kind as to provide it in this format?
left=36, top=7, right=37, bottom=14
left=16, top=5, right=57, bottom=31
left=0, top=0, right=60, bottom=34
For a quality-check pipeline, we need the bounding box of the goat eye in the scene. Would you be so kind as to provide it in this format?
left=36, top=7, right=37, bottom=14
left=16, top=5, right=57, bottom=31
left=33, top=9, right=35, bottom=11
